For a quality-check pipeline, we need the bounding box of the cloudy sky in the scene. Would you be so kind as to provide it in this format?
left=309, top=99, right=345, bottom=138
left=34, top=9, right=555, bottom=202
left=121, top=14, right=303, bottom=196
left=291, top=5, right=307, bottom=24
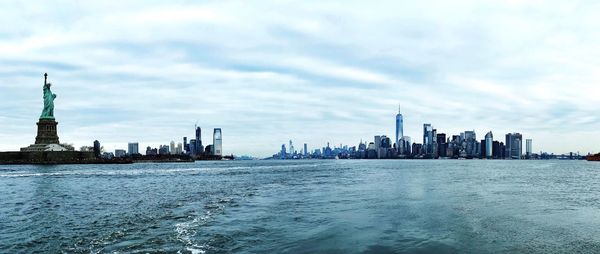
left=0, top=0, right=599, bottom=157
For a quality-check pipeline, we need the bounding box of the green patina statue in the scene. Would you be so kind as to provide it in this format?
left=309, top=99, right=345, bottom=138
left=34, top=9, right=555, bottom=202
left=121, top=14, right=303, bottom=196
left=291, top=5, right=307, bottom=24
left=40, top=73, right=56, bottom=120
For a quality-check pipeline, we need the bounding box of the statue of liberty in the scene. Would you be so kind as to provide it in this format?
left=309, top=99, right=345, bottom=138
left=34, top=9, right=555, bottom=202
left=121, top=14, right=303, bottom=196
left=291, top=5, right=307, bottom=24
left=40, top=73, right=56, bottom=120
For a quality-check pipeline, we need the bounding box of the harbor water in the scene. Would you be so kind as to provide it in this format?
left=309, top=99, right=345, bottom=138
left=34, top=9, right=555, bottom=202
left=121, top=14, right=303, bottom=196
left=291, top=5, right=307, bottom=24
left=1, top=160, right=600, bottom=253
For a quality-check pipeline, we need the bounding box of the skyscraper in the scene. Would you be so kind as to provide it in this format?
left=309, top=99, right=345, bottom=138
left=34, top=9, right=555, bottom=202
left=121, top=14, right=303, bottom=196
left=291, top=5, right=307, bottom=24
left=189, top=139, right=196, bottom=155
left=526, top=139, right=532, bottom=158
left=127, top=142, right=139, bottom=155
left=176, top=143, right=183, bottom=154
left=464, top=130, right=477, bottom=157
left=93, top=140, right=101, bottom=158
left=395, top=105, right=403, bottom=148
left=374, top=136, right=382, bottom=150
left=423, top=124, right=433, bottom=155
left=505, top=133, right=523, bottom=159
left=303, top=143, right=308, bottom=156
left=170, top=141, right=175, bottom=155
left=399, top=136, right=411, bottom=156
left=183, top=137, right=188, bottom=153
left=485, top=131, right=493, bottom=159
left=436, top=133, right=447, bottom=158
left=213, top=128, right=222, bottom=156
left=195, top=126, right=202, bottom=155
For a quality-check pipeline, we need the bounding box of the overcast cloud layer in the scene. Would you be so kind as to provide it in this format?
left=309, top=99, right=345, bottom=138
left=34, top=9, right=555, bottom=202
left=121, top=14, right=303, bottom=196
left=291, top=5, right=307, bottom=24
left=0, top=0, right=599, bottom=157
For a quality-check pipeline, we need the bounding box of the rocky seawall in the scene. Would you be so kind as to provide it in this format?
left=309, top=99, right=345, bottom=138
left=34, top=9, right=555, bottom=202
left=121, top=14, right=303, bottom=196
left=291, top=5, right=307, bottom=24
left=0, top=151, right=132, bottom=164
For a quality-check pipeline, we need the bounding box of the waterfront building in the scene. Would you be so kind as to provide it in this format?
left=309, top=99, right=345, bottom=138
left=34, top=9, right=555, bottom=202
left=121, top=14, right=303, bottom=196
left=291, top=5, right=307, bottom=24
left=189, top=139, right=197, bottom=155
left=195, top=126, right=202, bottom=146
left=115, top=149, right=127, bottom=157
left=398, top=136, right=411, bottom=156
left=505, top=133, right=523, bottom=159
left=436, top=133, right=447, bottom=158
left=313, top=149, right=321, bottom=156
left=374, top=136, right=382, bottom=150
left=183, top=137, right=188, bottom=153
left=159, top=145, right=170, bottom=155
left=145, top=146, right=157, bottom=156
left=485, top=131, right=493, bottom=159
left=323, top=143, right=333, bottom=158
left=176, top=143, right=183, bottom=154
left=412, top=143, right=423, bottom=157
left=205, top=145, right=213, bottom=155
left=380, top=135, right=391, bottom=159
left=289, top=140, right=294, bottom=155
left=213, top=128, right=222, bottom=156
left=423, top=124, right=434, bottom=156
left=128, top=142, right=139, bottom=155
left=464, top=130, right=477, bottom=157
left=395, top=105, right=404, bottom=148
left=195, top=126, right=203, bottom=156
left=281, top=144, right=286, bottom=159
left=304, top=143, right=308, bottom=156
left=526, top=139, right=533, bottom=158
left=93, top=140, right=101, bottom=158
left=492, top=141, right=500, bottom=159
left=170, top=141, right=175, bottom=155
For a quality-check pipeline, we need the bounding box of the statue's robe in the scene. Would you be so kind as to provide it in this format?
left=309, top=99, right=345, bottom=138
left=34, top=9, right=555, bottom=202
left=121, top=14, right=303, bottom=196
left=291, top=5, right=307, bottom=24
left=41, top=85, right=56, bottom=119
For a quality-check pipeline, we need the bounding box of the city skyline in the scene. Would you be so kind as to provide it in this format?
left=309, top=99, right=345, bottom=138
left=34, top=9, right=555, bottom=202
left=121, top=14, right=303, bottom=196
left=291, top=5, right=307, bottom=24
left=272, top=106, right=542, bottom=160
left=1, top=1, right=599, bottom=157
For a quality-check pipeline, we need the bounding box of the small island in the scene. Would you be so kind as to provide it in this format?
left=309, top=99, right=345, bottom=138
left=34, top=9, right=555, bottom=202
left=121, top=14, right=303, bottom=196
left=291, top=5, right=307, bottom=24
left=0, top=73, right=131, bottom=164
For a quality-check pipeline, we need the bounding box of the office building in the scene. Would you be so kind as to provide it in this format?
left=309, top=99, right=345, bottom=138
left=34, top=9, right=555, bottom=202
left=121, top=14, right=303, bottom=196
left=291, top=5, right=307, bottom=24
left=485, top=131, right=493, bottom=159
left=176, top=143, right=183, bottom=154
left=170, top=141, right=175, bottom=155
left=281, top=144, right=287, bottom=159
left=195, top=126, right=203, bottom=156
left=127, top=142, right=139, bottom=155
left=146, top=146, right=157, bottom=156
left=213, top=128, right=222, bottom=156
left=159, top=145, right=169, bottom=155
left=505, top=133, right=523, bottom=159
left=436, top=133, right=446, bottom=158
left=526, top=139, right=532, bottom=158
left=395, top=105, right=404, bottom=148
left=93, top=140, right=101, bottom=158
left=464, top=130, right=477, bottom=157
left=412, top=143, right=423, bottom=157
left=115, top=149, right=127, bottom=157
left=374, top=135, right=382, bottom=150
left=205, top=145, right=213, bottom=155
left=398, top=136, right=411, bottom=156
left=183, top=137, right=188, bottom=153
left=423, top=124, right=434, bottom=155
left=304, top=143, right=308, bottom=156
left=189, top=139, right=197, bottom=155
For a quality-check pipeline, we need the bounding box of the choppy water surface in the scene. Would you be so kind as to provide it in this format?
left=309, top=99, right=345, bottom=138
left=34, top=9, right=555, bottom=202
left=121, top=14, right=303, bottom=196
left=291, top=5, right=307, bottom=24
left=1, top=160, right=600, bottom=253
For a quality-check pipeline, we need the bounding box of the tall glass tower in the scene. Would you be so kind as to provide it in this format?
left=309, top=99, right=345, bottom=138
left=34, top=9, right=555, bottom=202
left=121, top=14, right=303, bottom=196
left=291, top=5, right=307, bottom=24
left=213, top=128, right=222, bottom=156
left=485, top=131, right=493, bottom=159
left=423, top=124, right=433, bottom=155
left=395, top=105, right=403, bottom=148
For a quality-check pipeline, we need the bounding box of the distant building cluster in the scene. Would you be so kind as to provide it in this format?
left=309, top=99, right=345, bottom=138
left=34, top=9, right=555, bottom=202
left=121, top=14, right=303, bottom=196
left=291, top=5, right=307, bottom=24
left=273, top=105, right=549, bottom=160
left=275, top=140, right=352, bottom=159
left=98, top=125, right=224, bottom=159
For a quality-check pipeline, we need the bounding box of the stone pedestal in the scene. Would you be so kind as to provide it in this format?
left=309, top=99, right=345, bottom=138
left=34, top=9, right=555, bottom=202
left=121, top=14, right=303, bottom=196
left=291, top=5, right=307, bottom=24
left=35, top=119, right=60, bottom=144
left=21, top=119, right=65, bottom=152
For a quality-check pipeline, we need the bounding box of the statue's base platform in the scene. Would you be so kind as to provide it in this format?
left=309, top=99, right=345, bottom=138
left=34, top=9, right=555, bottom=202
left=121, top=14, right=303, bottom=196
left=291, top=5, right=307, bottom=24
left=0, top=151, right=128, bottom=165
left=21, top=143, right=71, bottom=152
left=35, top=119, right=60, bottom=145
